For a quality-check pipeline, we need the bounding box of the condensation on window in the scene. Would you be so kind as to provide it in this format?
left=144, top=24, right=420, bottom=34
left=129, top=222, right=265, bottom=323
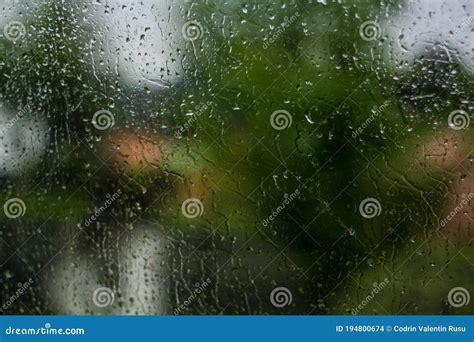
left=0, top=0, right=472, bottom=315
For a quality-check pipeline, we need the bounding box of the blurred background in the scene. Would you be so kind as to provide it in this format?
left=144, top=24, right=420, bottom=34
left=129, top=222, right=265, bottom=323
left=0, top=0, right=473, bottom=315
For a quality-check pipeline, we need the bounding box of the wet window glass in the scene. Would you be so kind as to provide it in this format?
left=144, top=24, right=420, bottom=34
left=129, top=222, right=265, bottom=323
left=0, top=0, right=473, bottom=315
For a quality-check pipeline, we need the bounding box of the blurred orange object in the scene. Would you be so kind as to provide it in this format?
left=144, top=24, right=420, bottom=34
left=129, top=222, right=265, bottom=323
left=104, top=130, right=167, bottom=172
